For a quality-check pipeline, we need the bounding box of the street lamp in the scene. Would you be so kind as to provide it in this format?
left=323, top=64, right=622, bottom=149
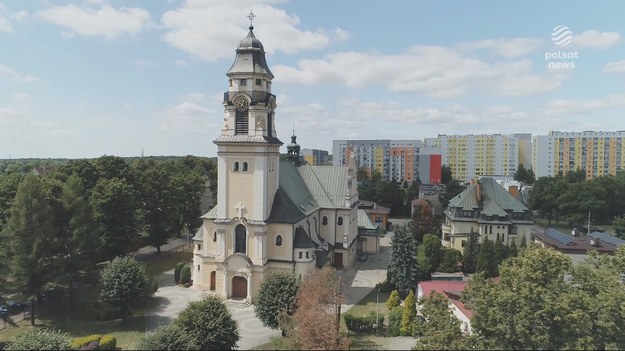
left=376, top=288, right=380, bottom=335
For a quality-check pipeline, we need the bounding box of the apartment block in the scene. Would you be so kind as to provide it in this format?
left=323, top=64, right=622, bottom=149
left=301, top=148, right=330, bottom=166
left=425, top=134, right=520, bottom=182
left=533, top=131, right=625, bottom=179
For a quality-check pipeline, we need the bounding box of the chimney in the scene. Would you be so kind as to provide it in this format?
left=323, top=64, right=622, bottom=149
left=509, top=185, right=519, bottom=198
left=475, top=181, right=482, bottom=202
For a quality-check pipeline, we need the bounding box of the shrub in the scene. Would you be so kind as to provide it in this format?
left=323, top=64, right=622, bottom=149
left=135, top=324, right=192, bottom=350
left=175, top=295, right=240, bottom=350
left=98, top=335, right=117, bottom=350
left=99, top=256, right=155, bottom=318
left=375, top=279, right=395, bottom=293
left=387, top=306, right=403, bottom=337
left=344, top=312, right=384, bottom=334
left=70, top=335, right=102, bottom=350
left=386, top=289, right=401, bottom=310
left=87, top=300, right=121, bottom=321
left=174, top=262, right=185, bottom=284
left=400, top=290, right=417, bottom=336
left=179, top=265, right=192, bottom=284
left=5, top=328, right=72, bottom=350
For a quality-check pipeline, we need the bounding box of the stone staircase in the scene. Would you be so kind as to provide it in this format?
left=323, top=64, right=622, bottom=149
left=224, top=298, right=251, bottom=309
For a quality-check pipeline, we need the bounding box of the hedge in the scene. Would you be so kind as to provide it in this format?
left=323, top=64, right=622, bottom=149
left=174, top=262, right=186, bottom=284
left=180, top=265, right=192, bottom=285
left=70, top=335, right=101, bottom=350
left=343, top=312, right=384, bottom=334
left=99, top=335, right=117, bottom=350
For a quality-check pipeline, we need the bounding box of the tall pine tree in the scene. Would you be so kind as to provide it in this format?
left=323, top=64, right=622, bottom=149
left=388, top=224, right=419, bottom=292
left=462, top=230, right=480, bottom=274
left=476, top=237, right=498, bottom=278
left=4, top=175, right=59, bottom=325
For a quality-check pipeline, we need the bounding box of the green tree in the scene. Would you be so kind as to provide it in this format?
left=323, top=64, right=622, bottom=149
left=494, top=238, right=507, bottom=267
left=514, top=164, right=535, bottom=186
left=438, top=248, right=463, bottom=273
left=476, top=237, right=497, bottom=278
left=388, top=224, right=420, bottom=292
left=441, top=165, right=453, bottom=185
left=0, top=173, right=24, bottom=292
left=423, top=234, right=442, bottom=272
left=91, top=178, right=141, bottom=261
left=508, top=240, right=518, bottom=258
left=614, top=215, right=625, bottom=239
left=400, top=290, right=416, bottom=336
left=58, top=174, right=101, bottom=308
left=461, top=245, right=625, bottom=350
left=175, top=295, right=240, bottom=350
left=99, top=256, right=156, bottom=319
left=439, top=179, right=466, bottom=210
left=4, top=175, right=59, bottom=325
left=387, top=306, right=403, bottom=337
left=529, top=176, right=568, bottom=225
left=5, top=328, right=72, bottom=350
left=135, top=324, right=193, bottom=351
left=519, top=235, right=527, bottom=250
left=462, top=230, right=480, bottom=274
left=253, top=271, right=300, bottom=335
left=414, top=291, right=468, bottom=350
left=385, top=289, right=401, bottom=310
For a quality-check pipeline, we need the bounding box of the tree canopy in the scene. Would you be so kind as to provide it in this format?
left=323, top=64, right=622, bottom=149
left=388, top=224, right=420, bottom=292
left=253, top=271, right=300, bottom=334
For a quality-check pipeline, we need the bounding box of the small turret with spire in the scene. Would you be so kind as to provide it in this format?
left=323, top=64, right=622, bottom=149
left=287, top=124, right=301, bottom=166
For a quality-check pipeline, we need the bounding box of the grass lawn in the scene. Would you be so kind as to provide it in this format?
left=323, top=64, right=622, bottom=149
left=343, top=289, right=390, bottom=329
left=143, top=247, right=193, bottom=276
left=0, top=247, right=192, bottom=350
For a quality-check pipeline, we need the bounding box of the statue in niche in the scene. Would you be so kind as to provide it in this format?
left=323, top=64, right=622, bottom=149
left=256, top=117, right=265, bottom=130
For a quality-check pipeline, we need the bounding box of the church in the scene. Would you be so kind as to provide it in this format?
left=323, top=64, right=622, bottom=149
left=191, top=18, right=379, bottom=301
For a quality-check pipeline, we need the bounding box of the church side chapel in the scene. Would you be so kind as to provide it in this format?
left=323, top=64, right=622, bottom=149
left=192, top=14, right=379, bottom=301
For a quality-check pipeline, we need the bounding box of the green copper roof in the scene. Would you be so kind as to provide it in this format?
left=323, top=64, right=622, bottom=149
left=298, top=165, right=349, bottom=208
left=482, top=200, right=508, bottom=217
left=448, top=184, right=479, bottom=210
left=357, top=209, right=376, bottom=229
left=480, top=177, right=529, bottom=212
left=267, top=161, right=319, bottom=223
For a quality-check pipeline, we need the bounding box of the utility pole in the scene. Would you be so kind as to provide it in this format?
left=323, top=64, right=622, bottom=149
left=588, top=211, right=591, bottom=236
left=376, top=288, right=379, bottom=335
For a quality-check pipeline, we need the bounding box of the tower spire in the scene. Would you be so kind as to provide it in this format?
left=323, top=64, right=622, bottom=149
left=247, top=10, right=256, bottom=30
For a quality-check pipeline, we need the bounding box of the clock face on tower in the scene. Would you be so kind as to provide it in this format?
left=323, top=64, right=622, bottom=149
left=235, top=97, right=248, bottom=111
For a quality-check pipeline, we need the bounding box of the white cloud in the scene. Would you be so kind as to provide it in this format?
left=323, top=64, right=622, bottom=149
left=604, top=60, right=625, bottom=73
left=572, top=30, right=621, bottom=49
left=174, top=59, right=189, bottom=66
left=0, top=16, right=10, bottom=32
left=0, top=63, right=36, bottom=82
left=37, top=4, right=151, bottom=39
left=274, top=46, right=564, bottom=98
left=12, top=92, right=30, bottom=103
left=458, top=37, right=545, bottom=58
left=158, top=101, right=217, bottom=133
left=542, top=94, right=625, bottom=116
left=160, top=0, right=348, bottom=61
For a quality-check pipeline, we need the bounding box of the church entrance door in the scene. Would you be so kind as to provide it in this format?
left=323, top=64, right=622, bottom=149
left=210, top=271, right=216, bottom=291
left=333, top=252, right=343, bottom=268
left=232, top=276, right=247, bottom=298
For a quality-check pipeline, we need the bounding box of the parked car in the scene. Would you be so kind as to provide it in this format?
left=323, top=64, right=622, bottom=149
left=358, top=252, right=368, bottom=262
left=0, top=306, right=8, bottom=319
left=7, top=301, right=28, bottom=313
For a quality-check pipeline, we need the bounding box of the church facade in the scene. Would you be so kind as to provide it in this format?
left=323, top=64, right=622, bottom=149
left=192, top=22, right=378, bottom=301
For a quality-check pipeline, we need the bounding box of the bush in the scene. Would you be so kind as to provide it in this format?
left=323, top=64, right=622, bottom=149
left=5, top=328, right=72, bottom=350
left=386, top=289, right=401, bottom=310
left=87, top=300, right=121, bottom=321
left=375, top=279, right=395, bottom=293
left=135, top=324, right=192, bottom=350
left=344, top=312, right=384, bottom=334
left=70, top=335, right=102, bottom=350
left=98, top=335, right=117, bottom=350
left=179, top=265, right=191, bottom=284
left=174, top=262, right=185, bottom=284
left=387, top=306, right=403, bottom=337
left=99, top=256, right=155, bottom=318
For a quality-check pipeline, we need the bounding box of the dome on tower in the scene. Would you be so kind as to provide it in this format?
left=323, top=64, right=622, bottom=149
left=238, top=26, right=265, bottom=51
left=227, top=25, right=273, bottom=78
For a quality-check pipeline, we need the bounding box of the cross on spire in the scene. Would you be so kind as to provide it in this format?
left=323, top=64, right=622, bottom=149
left=247, top=10, right=256, bottom=30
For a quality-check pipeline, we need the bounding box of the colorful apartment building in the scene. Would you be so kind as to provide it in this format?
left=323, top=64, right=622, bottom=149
left=425, top=134, right=521, bottom=182
left=533, top=131, right=625, bottom=179
left=300, top=148, right=330, bottom=165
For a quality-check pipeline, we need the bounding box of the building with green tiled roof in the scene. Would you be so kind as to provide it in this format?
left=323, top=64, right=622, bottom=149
left=442, top=177, right=534, bottom=250
left=191, top=21, right=378, bottom=302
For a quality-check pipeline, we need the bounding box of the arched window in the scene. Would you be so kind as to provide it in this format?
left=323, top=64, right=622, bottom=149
left=235, top=224, right=246, bottom=254
left=235, top=97, right=249, bottom=135
left=275, top=235, right=282, bottom=246
left=213, top=231, right=217, bottom=242
left=242, top=162, right=248, bottom=172
left=233, top=161, right=240, bottom=172
left=322, top=216, right=328, bottom=225
left=337, top=217, right=343, bottom=225
left=267, top=112, right=273, bottom=137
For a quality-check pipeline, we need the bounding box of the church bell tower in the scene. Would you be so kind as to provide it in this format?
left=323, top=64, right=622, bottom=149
left=214, top=12, right=282, bottom=222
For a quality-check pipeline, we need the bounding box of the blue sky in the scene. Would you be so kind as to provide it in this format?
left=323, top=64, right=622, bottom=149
left=1, top=0, right=624, bottom=158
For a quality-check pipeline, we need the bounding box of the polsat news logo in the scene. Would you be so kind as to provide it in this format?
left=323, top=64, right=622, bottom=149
left=546, top=25, right=578, bottom=70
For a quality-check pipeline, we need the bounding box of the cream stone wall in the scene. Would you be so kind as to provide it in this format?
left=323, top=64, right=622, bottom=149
left=226, top=160, right=255, bottom=219
left=319, top=210, right=337, bottom=243
left=267, top=223, right=293, bottom=261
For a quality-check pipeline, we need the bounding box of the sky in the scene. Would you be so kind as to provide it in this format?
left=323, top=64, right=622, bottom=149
left=1, top=0, right=625, bottom=159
